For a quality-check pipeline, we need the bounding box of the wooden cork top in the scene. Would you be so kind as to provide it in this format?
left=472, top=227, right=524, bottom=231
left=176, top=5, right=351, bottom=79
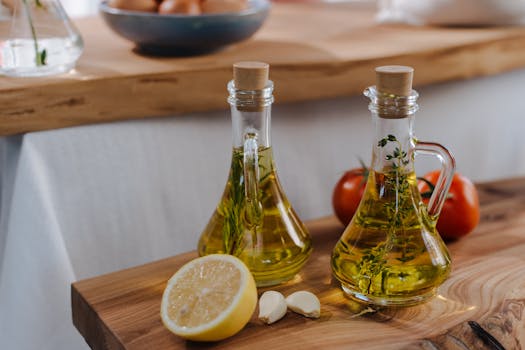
left=375, top=66, right=414, bottom=96
left=233, top=62, right=269, bottom=90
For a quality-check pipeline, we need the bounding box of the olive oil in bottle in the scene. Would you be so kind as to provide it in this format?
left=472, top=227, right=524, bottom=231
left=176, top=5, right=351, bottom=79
left=198, top=62, right=311, bottom=287
left=199, top=147, right=311, bottom=286
left=331, top=66, right=455, bottom=306
left=332, top=168, right=451, bottom=305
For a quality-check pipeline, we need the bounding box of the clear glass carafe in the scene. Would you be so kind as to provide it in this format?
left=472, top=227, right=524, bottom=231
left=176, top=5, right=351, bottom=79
left=331, top=66, right=455, bottom=306
left=0, top=0, right=83, bottom=77
left=198, top=62, right=312, bottom=287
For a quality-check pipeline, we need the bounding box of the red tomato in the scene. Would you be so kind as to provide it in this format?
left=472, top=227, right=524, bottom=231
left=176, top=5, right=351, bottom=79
left=419, top=171, right=480, bottom=241
left=332, top=168, right=367, bottom=226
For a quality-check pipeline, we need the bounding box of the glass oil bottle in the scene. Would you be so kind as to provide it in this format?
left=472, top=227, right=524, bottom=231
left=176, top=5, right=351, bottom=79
left=331, top=66, right=456, bottom=306
left=198, top=62, right=312, bottom=287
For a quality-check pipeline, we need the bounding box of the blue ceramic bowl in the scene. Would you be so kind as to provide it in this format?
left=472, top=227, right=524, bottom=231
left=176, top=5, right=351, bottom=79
left=99, top=0, right=270, bottom=56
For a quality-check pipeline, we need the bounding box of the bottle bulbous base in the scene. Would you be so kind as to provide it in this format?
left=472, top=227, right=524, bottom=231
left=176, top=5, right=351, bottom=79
left=331, top=227, right=451, bottom=307
left=199, top=209, right=312, bottom=287
left=238, top=248, right=312, bottom=287
left=340, top=282, right=437, bottom=307
left=199, top=236, right=312, bottom=288
left=198, top=147, right=312, bottom=288
left=330, top=169, right=451, bottom=307
left=331, top=247, right=450, bottom=307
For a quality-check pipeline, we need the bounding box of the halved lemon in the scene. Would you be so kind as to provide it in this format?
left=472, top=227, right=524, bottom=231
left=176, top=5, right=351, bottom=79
left=160, top=254, right=257, bottom=341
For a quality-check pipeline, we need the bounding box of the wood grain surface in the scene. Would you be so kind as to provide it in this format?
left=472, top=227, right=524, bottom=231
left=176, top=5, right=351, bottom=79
left=3, top=3, right=525, bottom=135
left=72, top=177, right=525, bottom=350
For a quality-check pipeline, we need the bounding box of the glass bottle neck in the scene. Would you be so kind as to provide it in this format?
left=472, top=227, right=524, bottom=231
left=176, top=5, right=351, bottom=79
left=371, top=113, right=416, bottom=173
left=228, top=80, right=274, bottom=148
left=364, top=86, right=419, bottom=173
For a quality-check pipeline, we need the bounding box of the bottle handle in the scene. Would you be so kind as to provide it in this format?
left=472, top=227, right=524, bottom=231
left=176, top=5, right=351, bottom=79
left=414, top=140, right=456, bottom=218
left=243, top=133, right=263, bottom=227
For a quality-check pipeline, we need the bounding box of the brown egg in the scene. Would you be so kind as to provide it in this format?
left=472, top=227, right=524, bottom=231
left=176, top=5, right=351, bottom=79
left=108, top=0, right=158, bottom=12
left=1, top=0, right=15, bottom=11
left=201, top=0, right=247, bottom=14
left=158, top=0, right=201, bottom=15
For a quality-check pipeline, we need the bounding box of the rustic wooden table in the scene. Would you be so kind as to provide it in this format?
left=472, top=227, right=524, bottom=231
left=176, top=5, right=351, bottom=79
left=72, top=177, right=525, bottom=349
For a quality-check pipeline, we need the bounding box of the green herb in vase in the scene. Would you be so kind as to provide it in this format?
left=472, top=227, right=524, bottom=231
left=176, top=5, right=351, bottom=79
left=22, top=0, right=47, bottom=66
left=1, top=0, right=83, bottom=77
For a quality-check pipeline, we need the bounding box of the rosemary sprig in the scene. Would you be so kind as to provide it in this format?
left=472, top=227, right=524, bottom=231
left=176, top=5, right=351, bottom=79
left=218, top=152, right=244, bottom=254
left=22, top=0, right=47, bottom=66
left=219, top=148, right=270, bottom=255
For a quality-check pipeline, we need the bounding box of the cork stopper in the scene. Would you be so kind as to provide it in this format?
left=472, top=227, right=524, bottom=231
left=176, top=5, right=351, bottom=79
left=375, top=65, right=414, bottom=96
left=233, top=61, right=269, bottom=90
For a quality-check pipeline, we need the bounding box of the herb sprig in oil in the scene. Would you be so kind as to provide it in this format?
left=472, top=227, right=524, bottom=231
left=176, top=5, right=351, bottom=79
left=217, top=148, right=269, bottom=255
left=356, top=134, right=419, bottom=293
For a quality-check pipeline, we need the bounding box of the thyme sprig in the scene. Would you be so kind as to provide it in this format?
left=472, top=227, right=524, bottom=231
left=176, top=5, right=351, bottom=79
left=22, top=0, right=47, bottom=66
left=380, top=135, right=418, bottom=262
left=356, top=134, right=419, bottom=294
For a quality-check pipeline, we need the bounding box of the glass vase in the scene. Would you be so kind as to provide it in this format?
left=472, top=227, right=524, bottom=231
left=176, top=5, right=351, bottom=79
left=0, top=0, right=83, bottom=77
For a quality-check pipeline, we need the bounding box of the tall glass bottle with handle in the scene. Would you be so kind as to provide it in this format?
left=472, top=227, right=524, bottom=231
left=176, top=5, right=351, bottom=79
left=198, top=62, right=312, bottom=287
left=331, top=66, right=455, bottom=306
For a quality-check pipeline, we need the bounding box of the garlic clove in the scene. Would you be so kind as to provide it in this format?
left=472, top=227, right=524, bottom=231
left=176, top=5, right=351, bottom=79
left=258, top=291, right=287, bottom=324
left=285, top=291, right=321, bottom=318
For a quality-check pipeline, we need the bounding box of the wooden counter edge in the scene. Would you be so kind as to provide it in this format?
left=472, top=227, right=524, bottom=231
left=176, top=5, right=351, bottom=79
left=3, top=33, right=525, bottom=136
left=71, top=251, right=202, bottom=350
left=72, top=286, right=126, bottom=350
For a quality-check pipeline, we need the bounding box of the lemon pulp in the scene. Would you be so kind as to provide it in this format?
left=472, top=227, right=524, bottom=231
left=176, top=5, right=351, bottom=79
left=161, top=254, right=257, bottom=341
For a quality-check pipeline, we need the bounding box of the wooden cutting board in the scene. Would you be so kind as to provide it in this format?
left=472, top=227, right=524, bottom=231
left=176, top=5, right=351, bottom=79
left=72, top=177, right=525, bottom=349
left=3, top=2, right=525, bottom=135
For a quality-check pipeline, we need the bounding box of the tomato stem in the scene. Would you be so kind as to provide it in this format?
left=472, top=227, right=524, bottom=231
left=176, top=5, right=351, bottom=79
left=418, top=177, right=453, bottom=200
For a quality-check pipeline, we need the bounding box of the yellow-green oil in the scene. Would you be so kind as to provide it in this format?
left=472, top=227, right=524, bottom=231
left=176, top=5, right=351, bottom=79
left=198, top=147, right=312, bottom=287
left=331, top=169, right=451, bottom=306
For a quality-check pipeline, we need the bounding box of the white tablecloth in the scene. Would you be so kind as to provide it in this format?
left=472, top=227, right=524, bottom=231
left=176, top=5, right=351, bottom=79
left=1, top=69, right=525, bottom=349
